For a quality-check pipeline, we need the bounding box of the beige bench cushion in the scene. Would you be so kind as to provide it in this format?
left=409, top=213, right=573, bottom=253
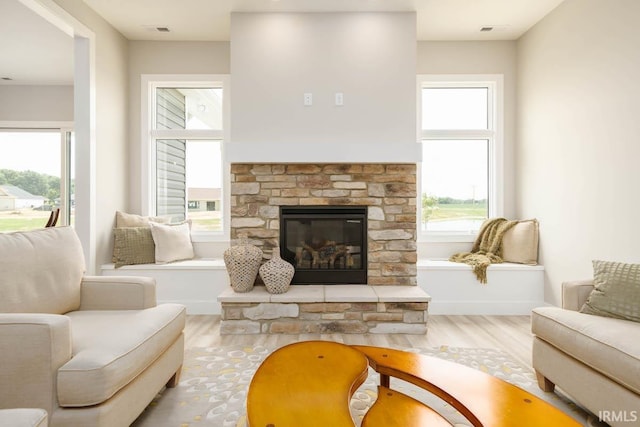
left=0, top=409, right=48, bottom=427
left=532, top=306, right=640, bottom=394
left=57, top=304, right=185, bottom=407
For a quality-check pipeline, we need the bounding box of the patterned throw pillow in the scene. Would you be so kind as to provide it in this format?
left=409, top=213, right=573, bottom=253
left=112, top=227, right=156, bottom=268
left=580, top=260, right=640, bottom=322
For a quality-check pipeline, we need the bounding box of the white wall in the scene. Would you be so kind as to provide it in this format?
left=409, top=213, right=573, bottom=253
left=416, top=41, right=517, bottom=258
left=228, top=13, right=420, bottom=163
left=127, top=41, right=230, bottom=214
left=0, top=85, right=73, bottom=121
left=517, top=0, right=640, bottom=305
left=53, top=0, right=129, bottom=269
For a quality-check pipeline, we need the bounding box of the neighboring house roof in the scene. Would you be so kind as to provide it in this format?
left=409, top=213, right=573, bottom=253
left=188, top=187, right=221, bottom=201
left=0, top=184, right=46, bottom=200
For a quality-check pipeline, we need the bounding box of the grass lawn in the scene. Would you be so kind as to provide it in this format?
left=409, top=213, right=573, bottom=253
left=0, top=211, right=50, bottom=232
left=191, top=218, right=222, bottom=231
left=427, top=203, right=487, bottom=222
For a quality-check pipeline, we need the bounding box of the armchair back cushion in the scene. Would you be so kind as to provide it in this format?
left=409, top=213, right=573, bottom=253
left=0, top=227, right=85, bottom=314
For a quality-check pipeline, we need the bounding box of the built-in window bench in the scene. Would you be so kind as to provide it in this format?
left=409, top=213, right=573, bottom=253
left=100, top=258, right=544, bottom=318
left=417, top=259, right=545, bottom=315
left=217, top=285, right=430, bottom=335
left=101, top=259, right=228, bottom=315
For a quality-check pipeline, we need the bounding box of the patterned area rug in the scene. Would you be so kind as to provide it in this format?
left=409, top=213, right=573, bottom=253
left=132, top=344, right=595, bottom=427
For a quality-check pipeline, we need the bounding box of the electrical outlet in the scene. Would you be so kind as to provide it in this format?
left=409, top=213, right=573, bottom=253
left=304, top=93, right=313, bottom=106
left=335, top=92, right=344, bottom=106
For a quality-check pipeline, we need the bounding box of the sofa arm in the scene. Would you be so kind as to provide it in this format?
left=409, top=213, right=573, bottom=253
left=0, top=409, right=48, bottom=427
left=0, top=314, right=72, bottom=415
left=562, top=280, right=594, bottom=311
left=79, top=276, right=157, bottom=310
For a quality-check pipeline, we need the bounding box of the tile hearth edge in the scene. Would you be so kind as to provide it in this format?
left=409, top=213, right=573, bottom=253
left=218, top=285, right=430, bottom=335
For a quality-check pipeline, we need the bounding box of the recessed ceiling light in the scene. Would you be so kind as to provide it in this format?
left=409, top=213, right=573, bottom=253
left=142, top=25, right=170, bottom=33
left=480, top=25, right=509, bottom=33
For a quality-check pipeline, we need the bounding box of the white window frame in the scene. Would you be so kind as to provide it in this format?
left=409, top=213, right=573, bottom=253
left=0, top=121, right=75, bottom=227
left=417, top=74, right=504, bottom=243
left=141, top=74, right=230, bottom=242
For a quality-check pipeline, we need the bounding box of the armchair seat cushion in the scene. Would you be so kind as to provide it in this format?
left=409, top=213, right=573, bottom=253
left=57, top=304, right=186, bottom=407
left=532, top=306, right=640, bottom=394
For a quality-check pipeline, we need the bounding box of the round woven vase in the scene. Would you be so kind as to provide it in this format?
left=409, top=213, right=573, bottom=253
left=259, top=247, right=295, bottom=294
left=224, top=237, right=263, bottom=293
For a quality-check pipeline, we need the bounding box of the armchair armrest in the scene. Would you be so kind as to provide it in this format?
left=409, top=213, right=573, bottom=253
left=0, top=314, right=72, bottom=414
left=79, top=276, right=157, bottom=310
left=562, top=280, right=594, bottom=311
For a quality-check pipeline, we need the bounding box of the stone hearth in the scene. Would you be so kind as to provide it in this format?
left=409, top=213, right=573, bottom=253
left=230, top=163, right=417, bottom=285
left=218, top=285, right=430, bottom=334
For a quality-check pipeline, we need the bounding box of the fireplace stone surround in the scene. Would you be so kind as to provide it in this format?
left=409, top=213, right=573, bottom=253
left=230, top=163, right=417, bottom=286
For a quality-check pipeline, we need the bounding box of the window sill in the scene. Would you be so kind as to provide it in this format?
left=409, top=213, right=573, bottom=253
left=190, top=231, right=227, bottom=243
left=419, top=233, right=478, bottom=243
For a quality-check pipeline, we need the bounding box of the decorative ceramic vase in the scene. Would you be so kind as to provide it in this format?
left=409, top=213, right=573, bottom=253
left=259, top=247, right=295, bottom=294
left=224, top=236, right=263, bottom=293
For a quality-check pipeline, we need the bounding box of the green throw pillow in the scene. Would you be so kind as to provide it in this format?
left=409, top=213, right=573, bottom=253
left=112, top=227, right=156, bottom=268
left=580, top=260, right=640, bottom=322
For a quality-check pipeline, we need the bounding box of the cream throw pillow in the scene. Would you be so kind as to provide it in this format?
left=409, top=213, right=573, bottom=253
left=580, top=260, right=640, bottom=323
left=149, top=221, right=194, bottom=264
left=116, top=211, right=168, bottom=228
left=501, top=219, right=539, bottom=265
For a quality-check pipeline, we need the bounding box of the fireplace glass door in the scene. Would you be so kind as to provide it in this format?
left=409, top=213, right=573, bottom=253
left=280, top=206, right=367, bottom=284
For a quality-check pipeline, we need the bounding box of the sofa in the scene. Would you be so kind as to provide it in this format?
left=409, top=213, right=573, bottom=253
left=532, top=280, right=640, bottom=426
left=0, top=227, right=186, bottom=427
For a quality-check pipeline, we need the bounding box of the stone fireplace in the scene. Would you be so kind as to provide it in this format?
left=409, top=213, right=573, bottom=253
left=230, top=163, right=417, bottom=286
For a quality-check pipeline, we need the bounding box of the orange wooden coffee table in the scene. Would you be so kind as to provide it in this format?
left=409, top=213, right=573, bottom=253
left=246, top=341, right=582, bottom=427
left=246, top=341, right=369, bottom=427
left=353, top=345, right=582, bottom=427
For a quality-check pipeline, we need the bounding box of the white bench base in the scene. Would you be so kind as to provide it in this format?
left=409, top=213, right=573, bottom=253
left=101, top=258, right=545, bottom=316
left=101, top=259, right=228, bottom=314
left=417, top=259, right=545, bottom=315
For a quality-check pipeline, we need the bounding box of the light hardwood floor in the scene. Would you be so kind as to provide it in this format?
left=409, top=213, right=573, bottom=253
left=184, top=314, right=535, bottom=369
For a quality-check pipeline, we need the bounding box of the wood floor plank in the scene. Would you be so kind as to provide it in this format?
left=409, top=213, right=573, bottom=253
left=184, top=314, right=535, bottom=372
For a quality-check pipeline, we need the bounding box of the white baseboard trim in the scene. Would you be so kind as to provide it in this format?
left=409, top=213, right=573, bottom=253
left=428, top=300, right=548, bottom=315
left=158, top=299, right=220, bottom=315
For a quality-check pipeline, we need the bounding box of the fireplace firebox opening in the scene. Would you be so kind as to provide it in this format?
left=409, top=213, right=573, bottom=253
left=279, top=206, right=367, bottom=284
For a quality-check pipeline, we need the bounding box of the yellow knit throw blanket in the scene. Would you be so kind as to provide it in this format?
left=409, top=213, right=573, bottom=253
left=449, top=218, right=518, bottom=284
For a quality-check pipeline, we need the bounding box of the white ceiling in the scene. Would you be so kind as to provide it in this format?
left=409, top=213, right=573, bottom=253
left=82, top=0, right=566, bottom=41
left=0, top=0, right=565, bottom=85
left=0, top=0, right=74, bottom=85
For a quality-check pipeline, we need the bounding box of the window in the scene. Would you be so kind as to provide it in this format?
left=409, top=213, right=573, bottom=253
left=0, top=128, right=74, bottom=233
left=143, top=76, right=228, bottom=237
left=419, top=76, right=503, bottom=241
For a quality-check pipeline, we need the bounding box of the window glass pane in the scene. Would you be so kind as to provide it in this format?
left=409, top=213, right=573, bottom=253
left=422, top=87, right=488, bottom=130
left=186, top=140, right=222, bottom=232
left=156, top=139, right=222, bottom=232
left=156, top=138, right=186, bottom=221
left=421, top=140, right=488, bottom=233
left=156, top=88, right=222, bottom=130
left=68, top=131, right=75, bottom=228
left=0, top=131, right=61, bottom=232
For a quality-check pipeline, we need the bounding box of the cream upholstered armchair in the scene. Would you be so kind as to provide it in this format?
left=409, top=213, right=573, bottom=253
left=0, top=227, right=186, bottom=427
